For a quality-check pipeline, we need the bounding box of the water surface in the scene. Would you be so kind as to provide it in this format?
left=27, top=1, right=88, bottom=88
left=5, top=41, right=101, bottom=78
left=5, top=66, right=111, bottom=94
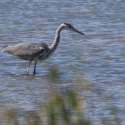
left=0, top=0, right=125, bottom=124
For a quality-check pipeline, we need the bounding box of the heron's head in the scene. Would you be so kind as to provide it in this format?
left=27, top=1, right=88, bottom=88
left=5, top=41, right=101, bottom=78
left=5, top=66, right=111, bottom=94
left=62, top=23, right=84, bottom=35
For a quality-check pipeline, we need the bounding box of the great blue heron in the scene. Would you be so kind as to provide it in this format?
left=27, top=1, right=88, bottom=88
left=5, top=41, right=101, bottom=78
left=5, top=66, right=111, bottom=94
left=1, top=23, right=84, bottom=75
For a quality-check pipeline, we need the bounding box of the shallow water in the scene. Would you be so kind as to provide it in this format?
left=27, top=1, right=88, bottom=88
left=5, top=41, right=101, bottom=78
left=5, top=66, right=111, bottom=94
left=0, top=0, right=125, bottom=124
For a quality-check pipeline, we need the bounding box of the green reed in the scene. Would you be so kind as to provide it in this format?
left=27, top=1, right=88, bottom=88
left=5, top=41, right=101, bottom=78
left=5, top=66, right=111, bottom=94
left=0, top=67, right=91, bottom=125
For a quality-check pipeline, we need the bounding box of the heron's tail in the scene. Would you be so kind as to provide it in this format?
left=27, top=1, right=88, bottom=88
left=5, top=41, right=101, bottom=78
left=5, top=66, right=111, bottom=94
left=1, top=46, right=9, bottom=52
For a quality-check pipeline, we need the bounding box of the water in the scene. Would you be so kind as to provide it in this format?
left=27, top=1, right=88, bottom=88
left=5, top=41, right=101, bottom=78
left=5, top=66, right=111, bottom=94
left=0, top=0, right=125, bottom=124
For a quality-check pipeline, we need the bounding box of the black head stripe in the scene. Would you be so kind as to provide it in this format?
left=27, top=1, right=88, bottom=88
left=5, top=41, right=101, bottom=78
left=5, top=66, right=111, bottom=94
left=63, top=23, right=72, bottom=28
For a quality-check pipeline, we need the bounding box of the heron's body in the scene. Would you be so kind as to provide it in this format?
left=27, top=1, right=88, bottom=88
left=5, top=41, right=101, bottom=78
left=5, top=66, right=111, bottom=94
left=3, top=42, right=50, bottom=60
left=1, top=23, right=84, bottom=75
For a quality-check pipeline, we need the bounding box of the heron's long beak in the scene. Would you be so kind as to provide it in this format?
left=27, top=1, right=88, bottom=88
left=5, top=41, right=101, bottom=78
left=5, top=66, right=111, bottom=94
left=72, top=27, right=85, bottom=36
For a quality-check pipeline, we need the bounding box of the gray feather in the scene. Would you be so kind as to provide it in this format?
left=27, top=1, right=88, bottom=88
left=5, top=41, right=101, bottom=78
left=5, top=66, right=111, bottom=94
left=2, top=42, right=49, bottom=60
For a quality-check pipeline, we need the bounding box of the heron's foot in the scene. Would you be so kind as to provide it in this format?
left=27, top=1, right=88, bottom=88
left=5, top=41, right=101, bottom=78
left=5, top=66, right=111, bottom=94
left=33, top=70, right=36, bottom=75
left=26, top=68, right=29, bottom=74
left=26, top=71, right=29, bottom=75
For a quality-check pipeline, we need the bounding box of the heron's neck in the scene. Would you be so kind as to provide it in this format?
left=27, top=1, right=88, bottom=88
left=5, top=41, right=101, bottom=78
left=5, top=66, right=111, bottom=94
left=48, top=26, right=63, bottom=57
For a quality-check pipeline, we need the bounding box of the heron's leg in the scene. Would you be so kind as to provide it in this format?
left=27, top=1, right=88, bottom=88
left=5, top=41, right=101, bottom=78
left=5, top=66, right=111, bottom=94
left=33, top=60, right=37, bottom=75
left=26, top=60, right=32, bottom=74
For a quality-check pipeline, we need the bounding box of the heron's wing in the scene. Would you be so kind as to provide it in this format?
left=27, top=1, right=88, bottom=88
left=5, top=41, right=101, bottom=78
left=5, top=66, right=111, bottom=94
left=8, top=42, right=46, bottom=60
left=16, top=47, right=45, bottom=60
